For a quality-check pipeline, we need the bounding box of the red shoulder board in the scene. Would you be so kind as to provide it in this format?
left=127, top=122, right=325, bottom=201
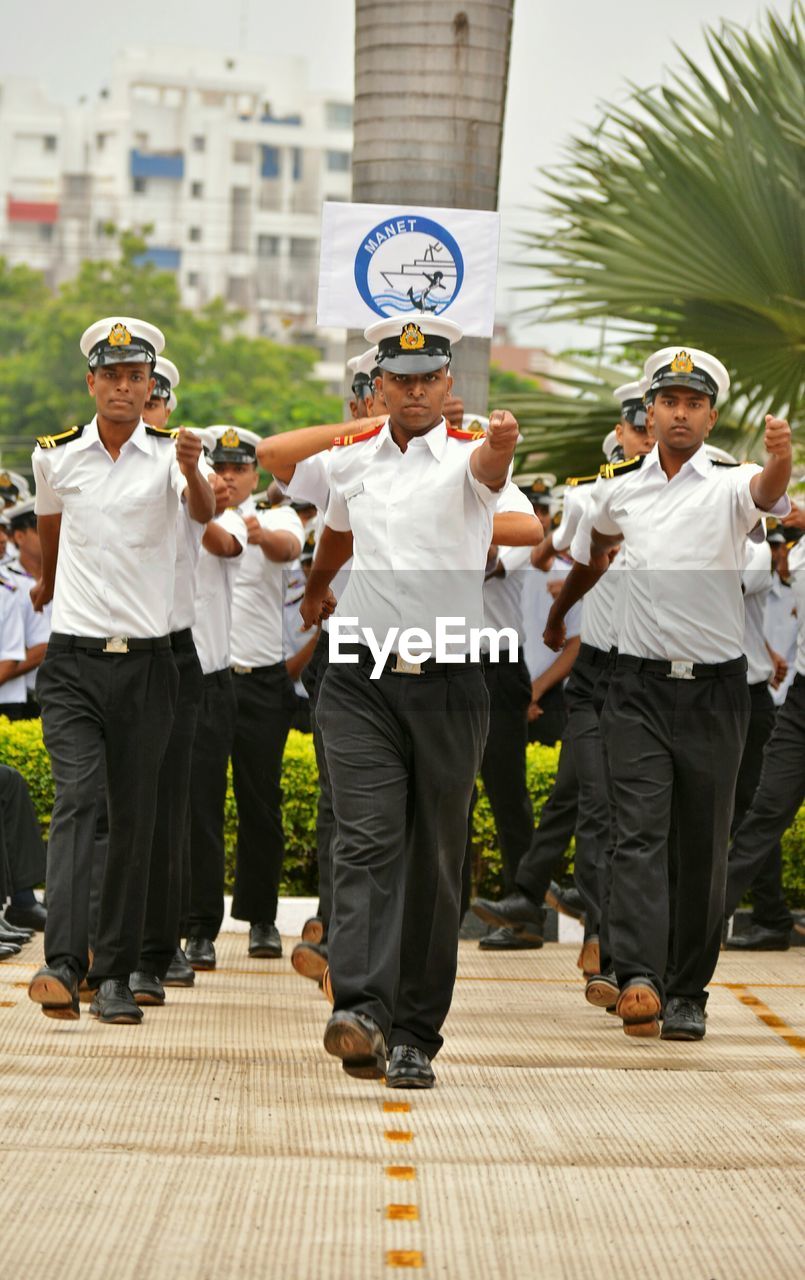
left=446, top=426, right=486, bottom=442
left=332, top=424, right=384, bottom=447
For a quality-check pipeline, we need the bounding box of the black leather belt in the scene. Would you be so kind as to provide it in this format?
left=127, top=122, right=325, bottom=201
left=231, top=661, right=286, bottom=676
left=49, top=632, right=171, bottom=654
left=353, top=644, right=481, bottom=677
left=202, top=668, right=233, bottom=687
left=170, top=628, right=196, bottom=652
left=578, top=642, right=613, bottom=668
left=615, top=654, right=748, bottom=680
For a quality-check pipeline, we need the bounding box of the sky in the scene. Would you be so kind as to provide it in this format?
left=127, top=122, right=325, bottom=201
left=0, top=0, right=776, bottom=351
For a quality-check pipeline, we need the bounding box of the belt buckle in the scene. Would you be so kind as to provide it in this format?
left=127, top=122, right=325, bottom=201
left=668, top=660, right=695, bottom=680
left=104, top=636, right=129, bottom=654
left=232, top=664, right=252, bottom=676
left=392, top=655, right=422, bottom=676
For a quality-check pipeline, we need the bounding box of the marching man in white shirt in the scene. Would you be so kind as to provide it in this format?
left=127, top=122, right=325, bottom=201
left=544, top=346, right=791, bottom=1041
left=301, top=316, right=519, bottom=1088
left=27, top=316, right=214, bottom=1025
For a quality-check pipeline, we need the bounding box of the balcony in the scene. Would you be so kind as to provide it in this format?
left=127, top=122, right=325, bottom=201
left=130, top=150, right=185, bottom=180
left=7, top=198, right=59, bottom=224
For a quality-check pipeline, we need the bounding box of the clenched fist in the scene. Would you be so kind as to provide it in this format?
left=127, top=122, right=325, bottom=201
left=764, top=416, right=792, bottom=460
left=175, top=426, right=203, bottom=476
left=486, top=410, right=519, bottom=453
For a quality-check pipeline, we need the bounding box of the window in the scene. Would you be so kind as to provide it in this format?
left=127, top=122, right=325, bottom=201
left=289, top=237, right=316, bottom=261
left=39, top=224, right=54, bottom=241
left=326, top=150, right=350, bottom=173
left=134, top=131, right=149, bottom=149
left=227, top=276, right=250, bottom=306
left=132, top=176, right=147, bottom=194
left=96, top=133, right=106, bottom=151
left=232, top=141, right=253, bottom=164
left=257, top=234, right=279, bottom=258
left=188, top=226, right=202, bottom=242
left=187, top=271, right=200, bottom=288
left=191, top=181, right=204, bottom=198
left=191, top=135, right=206, bottom=153
left=292, top=148, right=303, bottom=182
left=260, top=146, right=280, bottom=178
left=325, top=102, right=353, bottom=129
left=43, top=135, right=57, bottom=152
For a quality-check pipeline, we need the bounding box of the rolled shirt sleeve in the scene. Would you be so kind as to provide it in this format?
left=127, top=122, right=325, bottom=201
left=32, top=451, right=63, bottom=516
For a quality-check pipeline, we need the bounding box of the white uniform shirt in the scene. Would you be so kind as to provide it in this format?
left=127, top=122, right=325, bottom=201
left=556, top=484, right=619, bottom=653
left=481, top=484, right=541, bottom=649
left=32, top=417, right=186, bottom=638
left=280, top=450, right=352, bottom=621
left=192, top=508, right=248, bottom=676
left=522, top=558, right=583, bottom=680
left=764, top=571, right=798, bottom=705
left=0, top=583, right=27, bottom=703
left=170, top=501, right=206, bottom=633
left=325, top=418, right=504, bottom=652
left=4, top=563, right=52, bottom=692
left=229, top=498, right=304, bottom=668
left=789, top=539, right=805, bottom=678
left=741, top=540, right=774, bottom=686
left=579, top=445, right=789, bottom=663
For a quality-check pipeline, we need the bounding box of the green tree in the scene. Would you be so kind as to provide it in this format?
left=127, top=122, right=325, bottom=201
left=516, top=4, right=804, bottom=467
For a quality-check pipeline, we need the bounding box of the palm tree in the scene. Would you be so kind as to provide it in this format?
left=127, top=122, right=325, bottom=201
left=519, top=3, right=804, bottom=455
left=350, top=0, right=515, bottom=412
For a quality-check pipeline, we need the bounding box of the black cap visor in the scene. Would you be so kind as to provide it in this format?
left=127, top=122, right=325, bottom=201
left=211, top=447, right=256, bottom=466
left=89, top=339, right=157, bottom=369
left=376, top=351, right=451, bottom=375
left=650, top=371, right=717, bottom=401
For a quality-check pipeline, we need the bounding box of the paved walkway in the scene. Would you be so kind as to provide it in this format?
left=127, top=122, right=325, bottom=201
left=1, top=934, right=803, bottom=1279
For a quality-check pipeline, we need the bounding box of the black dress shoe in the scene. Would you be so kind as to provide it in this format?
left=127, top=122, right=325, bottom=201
left=185, top=937, right=216, bottom=970
left=661, top=996, right=706, bottom=1041
left=725, top=923, right=791, bottom=951
left=324, top=1011, right=387, bottom=1079
left=479, top=926, right=543, bottom=951
left=0, top=943, right=19, bottom=960
left=28, top=963, right=80, bottom=1020
left=89, top=980, right=143, bottom=1024
left=164, top=947, right=196, bottom=987
left=585, top=971, right=619, bottom=1010
left=545, top=881, right=586, bottom=922
left=0, top=920, right=33, bottom=943
left=386, top=1045, right=436, bottom=1090
left=130, top=971, right=166, bottom=1006
left=5, top=901, right=47, bottom=932
left=470, top=892, right=544, bottom=942
left=291, top=940, right=328, bottom=980
left=248, top=922, right=282, bottom=958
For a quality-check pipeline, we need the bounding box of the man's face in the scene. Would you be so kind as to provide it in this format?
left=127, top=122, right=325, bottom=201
left=213, top=461, right=258, bottom=506
left=143, top=394, right=171, bottom=429
left=349, top=379, right=386, bottom=421
left=615, top=415, right=655, bottom=458
left=770, top=542, right=790, bottom=581
left=647, top=386, right=717, bottom=453
left=381, top=367, right=452, bottom=434
left=534, top=504, right=552, bottom=534
left=12, top=525, right=40, bottom=558
left=87, top=361, right=155, bottom=422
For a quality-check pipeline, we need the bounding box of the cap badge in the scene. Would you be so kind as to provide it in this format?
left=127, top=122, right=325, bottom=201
left=670, top=350, right=694, bottom=374
left=0, top=473, right=10, bottom=488
left=107, top=323, right=132, bottom=347
left=220, top=428, right=241, bottom=448
left=531, top=479, right=547, bottom=494
left=400, top=323, right=425, bottom=351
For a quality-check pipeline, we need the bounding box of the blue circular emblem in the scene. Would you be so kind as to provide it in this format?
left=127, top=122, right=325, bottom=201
left=354, top=215, right=464, bottom=318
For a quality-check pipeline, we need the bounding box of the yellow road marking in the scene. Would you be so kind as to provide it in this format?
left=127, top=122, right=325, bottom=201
left=726, top=984, right=805, bottom=1058
left=384, top=1101, right=410, bottom=1113
left=385, top=1130, right=413, bottom=1142
left=386, top=1204, right=419, bottom=1221
left=386, top=1250, right=423, bottom=1268
left=386, top=1166, right=416, bottom=1180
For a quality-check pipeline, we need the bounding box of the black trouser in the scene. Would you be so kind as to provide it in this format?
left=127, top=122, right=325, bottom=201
left=727, top=681, right=790, bottom=930
left=302, top=630, right=336, bottom=934
left=725, top=674, right=804, bottom=925
left=0, top=765, right=46, bottom=900
left=38, top=640, right=178, bottom=984
left=527, top=681, right=566, bottom=745
left=472, top=649, right=533, bottom=893
left=513, top=737, right=578, bottom=907
left=0, top=703, right=32, bottom=721
left=186, top=670, right=237, bottom=940
left=139, top=632, right=203, bottom=977
left=317, top=655, right=489, bottom=1058
left=230, top=663, right=297, bottom=926
left=601, top=659, right=750, bottom=1007
left=558, top=645, right=612, bottom=936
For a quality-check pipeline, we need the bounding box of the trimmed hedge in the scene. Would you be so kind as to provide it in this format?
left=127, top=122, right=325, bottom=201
left=1, top=719, right=803, bottom=907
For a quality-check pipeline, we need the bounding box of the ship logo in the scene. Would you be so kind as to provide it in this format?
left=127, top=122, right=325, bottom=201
left=354, top=214, right=465, bottom=318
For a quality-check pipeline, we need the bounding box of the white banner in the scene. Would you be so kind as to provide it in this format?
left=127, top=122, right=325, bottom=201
left=317, top=202, right=501, bottom=337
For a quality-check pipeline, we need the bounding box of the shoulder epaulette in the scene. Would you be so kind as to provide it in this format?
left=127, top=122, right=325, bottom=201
left=0, top=577, right=16, bottom=593
left=710, top=459, right=739, bottom=468
left=255, top=498, right=274, bottom=510
left=446, top=426, right=486, bottom=442
left=564, top=472, right=598, bottom=487
left=36, top=425, right=84, bottom=450
left=598, top=454, right=645, bottom=480
left=332, top=424, right=383, bottom=447
left=145, top=425, right=179, bottom=439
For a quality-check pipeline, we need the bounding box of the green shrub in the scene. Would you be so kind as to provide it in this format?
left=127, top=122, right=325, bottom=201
left=1, top=718, right=802, bottom=907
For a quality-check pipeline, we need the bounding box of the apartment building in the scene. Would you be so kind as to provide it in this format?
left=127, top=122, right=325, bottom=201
left=0, top=48, right=353, bottom=365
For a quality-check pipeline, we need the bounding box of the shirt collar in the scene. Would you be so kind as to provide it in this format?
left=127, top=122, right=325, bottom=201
left=378, top=417, right=447, bottom=459
left=74, top=416, right=151, bottom=454
left=643, top=441, right=711, bottom=478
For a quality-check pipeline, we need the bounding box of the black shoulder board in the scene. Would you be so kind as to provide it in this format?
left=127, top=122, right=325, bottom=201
left=711, top=459, right=739, bottom=468
left=564, top=472, right=598, bottom=487
left=36, top=425, right=84, bottom=450
left=599, top=454, right=645, bottom=480
left=145, top=425, right=179, bottom=439
left=255, top=499, right=272, bottom=510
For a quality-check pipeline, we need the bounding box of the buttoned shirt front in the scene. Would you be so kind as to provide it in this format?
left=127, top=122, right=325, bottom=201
left=578, top=444, right=789, bottom=663
left=482, top=484, right=541, bottom=649
left=557, top=484, right=620, bottom=652
left=741, top=539, right=774, bottom=685
left=789, top=539, right=805, bottom=678
left=229, top=497, right=304, bottom=668
left=325, top=418, right=504, bottom=651
left=192, top=507, right=248, bottom=675
left=5, top=562, right=52, bottom=691
left=32, top=416, right=186, bottom=638
left=764, top=571, right=798, bottom=704
left=281, top=452, right=352, bottom=621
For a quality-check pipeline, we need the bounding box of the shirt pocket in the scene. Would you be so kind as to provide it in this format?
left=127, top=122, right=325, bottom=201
left=665, top=505, right=726, bottom=568
left=59, top=490, right=92, bottom=548
left=118, top=497, right=161, bottom=559
left=407, top=480, right=466, bottom=550
left=344, top=489, right=379, bottom=556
